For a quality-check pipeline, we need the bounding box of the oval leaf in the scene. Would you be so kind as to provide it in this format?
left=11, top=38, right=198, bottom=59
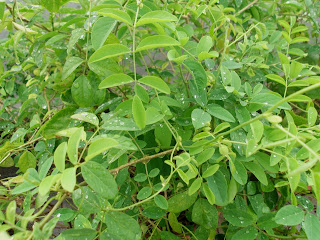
left=132, top=95, right=146, bottom=129
left=99, top=73, right=134, bottom=89
left=138, top=76, right=170, bottom=94
left=136, top=35, right=180, bottom=52
left=88, top=44, right=131, bottom=64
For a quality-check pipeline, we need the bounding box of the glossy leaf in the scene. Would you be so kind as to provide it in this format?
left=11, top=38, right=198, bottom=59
left=154, top=195, right=168, bottom=210
left=167, top=191, right=197, bottom=213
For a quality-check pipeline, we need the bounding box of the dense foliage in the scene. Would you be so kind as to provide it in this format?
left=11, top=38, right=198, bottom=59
left=0, top=0, right=320, bottom=239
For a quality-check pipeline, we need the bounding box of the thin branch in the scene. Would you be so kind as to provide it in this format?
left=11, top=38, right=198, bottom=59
left=237, top=0, right=258, bottom=15
left=110, top=149, right=175, bottom=174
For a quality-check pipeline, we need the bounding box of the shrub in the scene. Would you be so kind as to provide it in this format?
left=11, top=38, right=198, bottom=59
left=0, top=0, right=320, bottom=239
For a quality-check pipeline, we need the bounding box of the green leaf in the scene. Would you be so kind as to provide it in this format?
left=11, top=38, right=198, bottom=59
left=132, top=95, right=146, bottom=129
left=167, top=191, right=197, bottom=213
left=231, top=226, right=258, bottom=240
left=250, top=93, right=291, bottom=111
left=104, top=212, right=141, bottom=240
left=136, top=35, right=180, bottom=52
left=67, top=29, right=85, bottom=55
left=88, top=44, right=131, bottom=64
left=188, top=178, right=202, bottom=195
left=39, top=174, right=61, bottom=196
left=85, top=137, right=118, bottom=161
left=137, top=186, right=152, bottom=200
left=244, top=162, right=268, bottom=186
left=102, top=117, right=140, bottom=131
left=303, top=213, right=320, bottom=240
left=196, top=36, right=213, bottom=55
left=62, top=57, right=83, bottom=80
left=203, top=184, right=215, bottom=205
left=59, top=229, right=96, bottom=240
left=40, top=107, right=77, bottom=139
left=136, top=10, right=178, bottom=26
left=71, top=75, right=100, bottom=107
left=67, top=127, right=85, bottom=165
left=91, top=17, right=117, bottom=50
left=138, top=76, right=170, bottom=94
left=99, top=74, right=134, bottom=89
left=168, top=213, right=182, bottom=233
left=54, top=142, right=67, bottom=172
left=223, top=204, right=256, bottom=227
left=71, top=112, right=99, bottom=127
left=61, top=167, right=76, bottom=192
left=291, top=36, right=309, bottom=44
left=275, top=205, right=304, bottom=225
left=265, top=74, right=286, bottom=86
left=202, top=165, right=219, bottom=178
left=142, top=206, right=166, bottom=219
left=207, top=170, right=228, bottom=206
left=207, top=104, right=235, bottom=122
left=155, top=124, right=172, bottom=148
left=192, top=199, right=218, bottom=229
left=290, top=60, right=303, bottom=79
left=40, top=0, right=70, bottom=12
left=191, top=109, right=211, bottom=129
left=177, top=169, right=189, bottom=185
left=250, top=120, right=264, bottom=143
left=81, top=161, right=118, bottom=199
left=230, top=159, right=247, bottom=185
left=0, top=2, right=5, bottom=19
left=308, top=107, right=317, bottom=127
left=72, top=186, right=101, bottom=214
left=146, top=107, right=164, bottom=125
left=160, top=231, right=180, bottom=240
left=18, top=151, right=36, bottom=173
left=154, top=195, right=168, bottom=210
left=296, top=139, right=320, bottom=160
left=97, top=9, right=133, bottom=26
left=135, top=84, right=149, bottom=103
left=6, top=200, right=16, bottom=224
left=183, top=59, right=207, bottom=106
left=222, top=60, right=243, bottom=69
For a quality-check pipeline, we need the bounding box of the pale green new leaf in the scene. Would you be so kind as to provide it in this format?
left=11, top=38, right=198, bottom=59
left=67, top=127, right=85, bottom=165
left=61, top=167, right=76, bottom=192
left=54, top=142, right=67, bottom=172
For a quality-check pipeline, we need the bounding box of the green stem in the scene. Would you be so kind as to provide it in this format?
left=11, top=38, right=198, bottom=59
left=133, top=6, right=140, bottom=81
